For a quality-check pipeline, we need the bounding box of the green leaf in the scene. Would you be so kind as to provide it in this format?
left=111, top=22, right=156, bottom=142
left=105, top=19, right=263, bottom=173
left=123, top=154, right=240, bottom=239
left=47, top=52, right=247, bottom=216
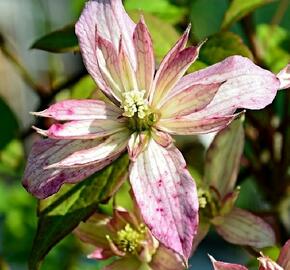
left=190, top=0, right=228, bottom=41
left=256, top=24, right=290, bottom=72
left=221, top=0, right=274, bottom=30
left=129, top=11, right=180, bottom=62
left=31, top=24, right=79, bottom=53
left=70, top=75, right=96, bottom=99
left=204, top=117, right=245, bottom=197
left=125, top=0, right=186, bottom=24
left=199, top=32, right=253, bottom=65
left=0, top=97, right=19, bottom=150
left=29, top=154, right=129, bottom=270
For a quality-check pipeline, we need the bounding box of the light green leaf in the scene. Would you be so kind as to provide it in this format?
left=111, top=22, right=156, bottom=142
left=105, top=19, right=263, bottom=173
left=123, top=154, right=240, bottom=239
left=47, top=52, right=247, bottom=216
left=129, top=11, right=180, bottom=62
left=221, top=0, right=274, bottom=30
left=125, top=0, right=186, bottom=24
left=29, top=154, right=129, bottom=270
left=31, top=24, right=79, bottom=53
left=204, top=117, right=245, bottom=197
left=256, top=24, right=290, bottom=72
left=70, top=75, right=96, bottom=99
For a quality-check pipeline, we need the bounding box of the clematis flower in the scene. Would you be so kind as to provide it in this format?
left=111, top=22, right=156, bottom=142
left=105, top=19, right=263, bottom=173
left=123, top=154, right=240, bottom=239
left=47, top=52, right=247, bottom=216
left=74, top=205, right=185, bottom=270
left=23, top=0, right=287, bottom=262
left=192, top=118, right=275, bottom=253
left=209, top=239, right=290, bottom=270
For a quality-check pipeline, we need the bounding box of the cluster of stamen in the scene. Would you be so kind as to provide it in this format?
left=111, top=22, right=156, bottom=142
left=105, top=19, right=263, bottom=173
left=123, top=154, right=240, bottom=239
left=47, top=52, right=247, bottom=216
left=115, top=223, right=146, bottom=254
left=121, top=90, right=149, bottom=119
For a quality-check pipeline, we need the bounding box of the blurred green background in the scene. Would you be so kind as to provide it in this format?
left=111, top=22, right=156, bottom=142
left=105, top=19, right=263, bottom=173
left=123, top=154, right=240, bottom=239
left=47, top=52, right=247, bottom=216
left=0, top=0, right=289, bottom=269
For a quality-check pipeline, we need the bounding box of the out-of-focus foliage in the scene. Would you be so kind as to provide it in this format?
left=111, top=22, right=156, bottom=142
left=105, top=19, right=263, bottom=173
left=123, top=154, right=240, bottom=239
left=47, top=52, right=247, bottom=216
left=0, top=0, right=290, bottom=269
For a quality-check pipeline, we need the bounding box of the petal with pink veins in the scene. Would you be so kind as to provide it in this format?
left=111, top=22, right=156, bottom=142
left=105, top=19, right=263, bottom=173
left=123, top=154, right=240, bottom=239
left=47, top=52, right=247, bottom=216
left=75, top=0, right=136, bottom=102
left=32, top=99, right=122, bottom=121
left=151, top=45, right=202, bottom=108
left=103, top=258, right=142, bottom=270
left=46, top=131, right=129, bottom=169
left=133, top=18, right=155, bottom=96
left=151, top=129, right=172, bottom=148
left=129, top=139, right=199, bottom=261
left=128, top=132, right=150, bottom=161
left=169, top=56, right=280, bottom=117
left=22, top=138, right=123, bottom=199
left=159, top=83, right=221, bottom=118
left=156, top=114, right=236, bottom=135
left=96, top=34, right=123, bottom=99
left=277, top=64, right=290, bottom=90
left=214, top=207, right=276, bottom=248
left=277, top=239, right=290, bottom=269
left=34, top=119, right=126, bottom=139
left=209, top=255, right=248, bottom=270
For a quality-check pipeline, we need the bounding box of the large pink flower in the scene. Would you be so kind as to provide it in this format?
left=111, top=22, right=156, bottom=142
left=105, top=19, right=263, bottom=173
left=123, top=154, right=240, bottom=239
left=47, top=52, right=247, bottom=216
left=23, top=0, right=286, bottom=262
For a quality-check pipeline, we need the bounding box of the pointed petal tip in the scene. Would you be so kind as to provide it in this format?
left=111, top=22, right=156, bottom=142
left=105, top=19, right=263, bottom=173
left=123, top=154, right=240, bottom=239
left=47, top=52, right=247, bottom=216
left=32, top=126, right=48, bottom=137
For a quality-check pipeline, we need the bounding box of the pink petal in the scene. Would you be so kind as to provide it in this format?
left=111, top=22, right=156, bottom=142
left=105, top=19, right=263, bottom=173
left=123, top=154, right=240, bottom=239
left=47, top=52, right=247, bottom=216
left=22, top=139, right=122, bottom=199
left=214, top=208, right=276, bottom=248
left=118, top=37, right=138, bottom=91
left=258, top=257, right=283, bottom=270
left=170, top=56, right=280, bottom=117
left=150, top=245, right=184, bottom=270
left=151, top=129, right=172, bottom=148
left=209, top=255, right=248, bottom=270
left=129, top=139, right=199, bottom=261
left=148, top=25, right=190, bottom=103
left=74, top=213, right=113, bottom=256
left=34, top=119, right=126, bottom=139
left=277, top=239, right=290, bottom=269
left=156, top=114, right=236, bottom=135
left=159, top=83, right=221, bottom=118
left=46, top=132, right=129, bottom=169
left=127, top=132, right=150, bottom=161
left=32, top=99, right=122, bottom=121
left=277, top=64, right=290, bottom=90
left=75, top=0, right=136, bottom=102
left=133, top=18, right=155, bottom=96
left=150, top=45, right=202, bottom=108
left=96, top=34, right=124, bottom=99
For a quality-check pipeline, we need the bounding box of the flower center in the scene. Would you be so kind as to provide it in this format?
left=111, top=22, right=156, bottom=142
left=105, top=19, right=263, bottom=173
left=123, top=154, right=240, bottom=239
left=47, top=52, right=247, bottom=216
left=121, top=90, right=149, bottom=119
left=116, top=223, right=146, bottom=254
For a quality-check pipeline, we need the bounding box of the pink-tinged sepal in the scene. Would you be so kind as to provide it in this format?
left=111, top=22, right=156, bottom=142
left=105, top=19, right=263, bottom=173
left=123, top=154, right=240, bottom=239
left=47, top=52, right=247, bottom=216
left=171, top=56, right=280, bottom=117
left=133, top=17, right=155, bottom=96
left=159, top=82, right=221, bottom=118
left=209, top=255, right=248, bottom=270
left=277, top=64, right=290, bottom=90
left=129, top=139, right=199, bottom=262
left=45, top=132, right=129, bottom=169
left=151, top=128, right=173, bottom=148
left=277, top=239, right=290, bottom=269
left=128, top=132, right=150, bottom=161
left=103, top=258, right=141, bottom=270
left=151, top=44, right=203, bottom=108
left=33, top=119, right=126, bottom=140
left=258, top=256, right=283, bottom=270
left=31, top=100, right=122, bottom=121
left=157, top=114, right=237, bottom=135
left=213, top=207, right=276, bottom=248
left=22, top=138, right=122, bottom=199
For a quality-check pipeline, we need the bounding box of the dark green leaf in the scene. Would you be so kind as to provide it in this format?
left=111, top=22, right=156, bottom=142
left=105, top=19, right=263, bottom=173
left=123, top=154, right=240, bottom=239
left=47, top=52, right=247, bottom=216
left=221, top=0, right=274, bottom=30
left=0, top=97, right=19, bottom=150
left=29, top=154, right=129, bottom=270
left=199, top=32, right=253, bottom=65
left=204, top=117, right=245, bottom=197
left=31, top=24, right=79, bottom=53
left=190, top=0, right=228, bottom=41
